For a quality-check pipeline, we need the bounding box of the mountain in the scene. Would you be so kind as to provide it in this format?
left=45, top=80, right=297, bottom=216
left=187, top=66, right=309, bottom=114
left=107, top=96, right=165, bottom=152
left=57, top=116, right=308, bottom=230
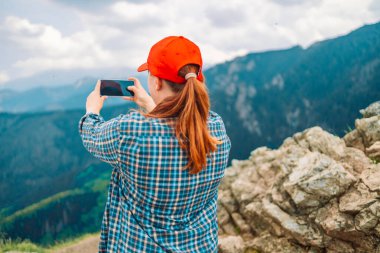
left=0, top=21, right=379, bottom=246
left=0, top=77, right=130, bottom=113
left=0, top=67, right=137, bottom=93
left=0, top=163, right=110, bottom=246
left=207, top=21, right=380, bottom=161
left=0, top=104, right=135, bottom=217
left=0, top=104, right=139, bottom=246
left=1, top=23, right=379, bottom=161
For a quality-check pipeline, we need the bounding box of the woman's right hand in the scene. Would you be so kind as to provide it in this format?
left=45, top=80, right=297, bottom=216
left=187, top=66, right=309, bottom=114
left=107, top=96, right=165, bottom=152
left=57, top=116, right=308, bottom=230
left=122, top=77, right=156, bottom=113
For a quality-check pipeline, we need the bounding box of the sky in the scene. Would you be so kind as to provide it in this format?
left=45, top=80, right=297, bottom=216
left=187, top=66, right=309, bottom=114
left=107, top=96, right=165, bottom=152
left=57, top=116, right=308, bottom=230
left=0, top=0, right=379, bottom=90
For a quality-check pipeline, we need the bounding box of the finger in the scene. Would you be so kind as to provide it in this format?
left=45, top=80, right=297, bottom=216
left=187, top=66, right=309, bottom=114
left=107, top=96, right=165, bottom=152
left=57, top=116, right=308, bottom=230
left=128, top=77, right=141, bottom=88
left=127, top=86, right=136, bottom=91
left=122, top=96, right=133, bottom=101
left=95, top=80, right=101, bottom=96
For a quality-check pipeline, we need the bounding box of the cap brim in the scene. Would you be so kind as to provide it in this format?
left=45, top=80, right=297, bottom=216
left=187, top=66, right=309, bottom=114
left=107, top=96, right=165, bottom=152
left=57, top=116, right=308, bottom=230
left=137, top=62, right=148, bottom=72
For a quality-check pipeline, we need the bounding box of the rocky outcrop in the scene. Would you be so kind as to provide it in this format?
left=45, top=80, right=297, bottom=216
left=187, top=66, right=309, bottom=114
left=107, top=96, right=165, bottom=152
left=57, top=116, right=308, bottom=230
left=217, top=101, right=380, bottom=253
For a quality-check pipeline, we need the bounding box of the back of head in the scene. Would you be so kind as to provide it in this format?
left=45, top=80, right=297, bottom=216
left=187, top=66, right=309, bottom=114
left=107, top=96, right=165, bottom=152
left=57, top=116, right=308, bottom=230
left=136, top=36, right=223, bottom=174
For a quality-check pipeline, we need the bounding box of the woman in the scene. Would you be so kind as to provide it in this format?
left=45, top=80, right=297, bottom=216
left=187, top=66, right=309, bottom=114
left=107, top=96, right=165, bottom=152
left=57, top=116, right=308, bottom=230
left=79, top=35, right=231, bottom=252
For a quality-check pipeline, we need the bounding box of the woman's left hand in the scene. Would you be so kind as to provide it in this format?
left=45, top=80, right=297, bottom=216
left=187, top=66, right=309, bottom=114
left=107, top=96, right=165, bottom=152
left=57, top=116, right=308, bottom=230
left=86, top=80, right=108, bottom=114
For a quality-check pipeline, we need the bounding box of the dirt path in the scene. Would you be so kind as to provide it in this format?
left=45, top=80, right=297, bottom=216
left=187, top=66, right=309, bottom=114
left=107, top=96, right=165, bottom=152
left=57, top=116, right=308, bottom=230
left=54, top=234, right=100, bottom=253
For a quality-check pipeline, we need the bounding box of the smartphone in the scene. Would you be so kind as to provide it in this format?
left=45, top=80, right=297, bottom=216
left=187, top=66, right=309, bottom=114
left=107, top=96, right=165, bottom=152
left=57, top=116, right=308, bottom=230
left=100, top=80, right=135, bottom=97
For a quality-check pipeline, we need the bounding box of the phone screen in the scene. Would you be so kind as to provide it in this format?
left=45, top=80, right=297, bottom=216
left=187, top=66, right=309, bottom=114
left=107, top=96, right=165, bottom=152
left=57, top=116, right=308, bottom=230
left=100, top=80, right=135, bottom=97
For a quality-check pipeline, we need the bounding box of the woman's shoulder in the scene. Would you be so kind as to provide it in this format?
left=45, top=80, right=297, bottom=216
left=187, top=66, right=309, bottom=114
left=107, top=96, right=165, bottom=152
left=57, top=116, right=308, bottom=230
left=207, top=110, right=229, bottom=135
left=208, top=110, right=224, bottom=124
left=117, top=108, right=225, bottom=127
left=114, top=109, right=149, bottom=130
left=117, top=109, right=175, bottom=135
left=122, top=109, right=223, bottom=121
left=208, top=111, right=231, bottom=147
left=119, top=109, right=148, bottom=122
left=208, top=110, right=218, bottom=118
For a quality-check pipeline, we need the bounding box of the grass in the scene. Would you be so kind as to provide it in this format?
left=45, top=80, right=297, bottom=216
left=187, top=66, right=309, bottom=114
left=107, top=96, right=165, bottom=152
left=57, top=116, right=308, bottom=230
left=343, top=124, right=354, bottom=135
left=47, top=232, right=100, bottom=251
left=0, top=232, right=100, bottom=253
left=0, top=237, right=47, bottom=253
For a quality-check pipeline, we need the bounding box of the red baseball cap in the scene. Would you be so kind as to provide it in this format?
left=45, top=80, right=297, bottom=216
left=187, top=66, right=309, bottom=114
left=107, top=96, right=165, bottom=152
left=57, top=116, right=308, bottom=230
left=137, top=36, right=204, bottom=84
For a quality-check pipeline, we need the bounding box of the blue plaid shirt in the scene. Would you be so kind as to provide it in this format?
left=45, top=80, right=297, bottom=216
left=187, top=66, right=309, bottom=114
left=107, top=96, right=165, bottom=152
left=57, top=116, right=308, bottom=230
left=78, top=109, right=231, bottom=252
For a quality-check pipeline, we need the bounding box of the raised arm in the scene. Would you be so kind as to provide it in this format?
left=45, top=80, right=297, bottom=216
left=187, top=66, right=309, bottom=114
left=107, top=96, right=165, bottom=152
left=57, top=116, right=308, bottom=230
left=78, top=112, right=122, bottom=167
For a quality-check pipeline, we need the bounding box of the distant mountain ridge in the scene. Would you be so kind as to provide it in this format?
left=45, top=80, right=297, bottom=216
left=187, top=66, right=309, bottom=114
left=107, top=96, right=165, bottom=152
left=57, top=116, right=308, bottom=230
left=0, top=21, right=379, bottom=245
left=208, top=21, right=380, bottom=160
left=0, top=77, right=129, bottom=113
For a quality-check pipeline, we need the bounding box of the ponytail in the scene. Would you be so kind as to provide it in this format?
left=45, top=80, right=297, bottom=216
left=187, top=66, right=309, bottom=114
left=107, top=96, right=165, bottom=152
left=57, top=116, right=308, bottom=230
left=138, top=64, right=223, bottom=174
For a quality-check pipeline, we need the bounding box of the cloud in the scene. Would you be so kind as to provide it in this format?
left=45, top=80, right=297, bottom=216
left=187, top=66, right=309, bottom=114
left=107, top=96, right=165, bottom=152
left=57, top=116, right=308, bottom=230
left=50, top=0, right=119, bottom=10
left=288, top=0, right=377, bottom=46
left=369, top=0, right=380, bottom=15
left=0, top=71, right=10, bottom=84
left=2, top=16, right=116, bottom=77
left=270, top=0, right=322, bottom=6
left=205, top=5, right=247, bottom=28
left=108, top=1, right=164, bottom=26
left=52, top=0, right=161, bottom=8
left=0, top=0, right=378, bottom=88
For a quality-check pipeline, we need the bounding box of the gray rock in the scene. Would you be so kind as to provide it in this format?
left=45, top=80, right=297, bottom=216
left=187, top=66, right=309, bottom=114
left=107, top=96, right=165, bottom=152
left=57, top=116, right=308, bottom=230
left=261, top=198, right=330, bottom=247
left=374, top=223, right=380, bottom=237
left=231, top=212, right=251, bottom=234
left=355, top=209, right=378, bottom=233
left=315, top=199, right=365, bottom=243
left=283, top=152, right=356, bottom=211
left=218, top=235, right=245, bottom=253
left=292, top=126, right=347, bottom=161
left=249, top=146, right=277, bottom=164
left=354, top=201, right=380, bottom=233
left=360, top=101, right=380, bottom=118
left=314, top=199, right=379, bottom=252
left=245, top=232, right=308, bottom=253
left=271, top=182, right=297, bottom=215
left=221, top=222, right=238, bottom=235
left=217, top=204, right=231, bottom=226
left=339, top=182, right=378, bottom=213
left=231, top=175, right=263, bottom=207
left=361, top=164, right=380, bottom=191
left=343, top=129, right=365, bottom=151
left=339, top=146, right=372, bottom=176
left=367, top=141, right=380, bottom=162
left=355, top=115, right=380, bottom=148
left=325, top=239, right=355, bottom=253
left=243, top=201, right=282, bottom=236
left=217, top=101, right=380, bottom=253
left=218, top=189, right=239, bottom=213
left=219, top=161, right=243, bottom=191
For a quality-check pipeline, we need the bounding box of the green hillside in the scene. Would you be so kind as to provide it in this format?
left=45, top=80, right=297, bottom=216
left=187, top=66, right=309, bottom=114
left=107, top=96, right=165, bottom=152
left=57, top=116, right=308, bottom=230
left=0, top=105, right=134, bottom=245
left=0, top=163, right=110, bottom=246
left=0, top=104, right=135, bottom=217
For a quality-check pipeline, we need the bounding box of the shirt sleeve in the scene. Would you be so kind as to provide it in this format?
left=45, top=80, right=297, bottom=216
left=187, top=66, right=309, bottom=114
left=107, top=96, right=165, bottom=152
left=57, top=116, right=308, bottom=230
left=78, top=112, right=122, bottom=167
left=217, top=116, right=232, bottom=150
